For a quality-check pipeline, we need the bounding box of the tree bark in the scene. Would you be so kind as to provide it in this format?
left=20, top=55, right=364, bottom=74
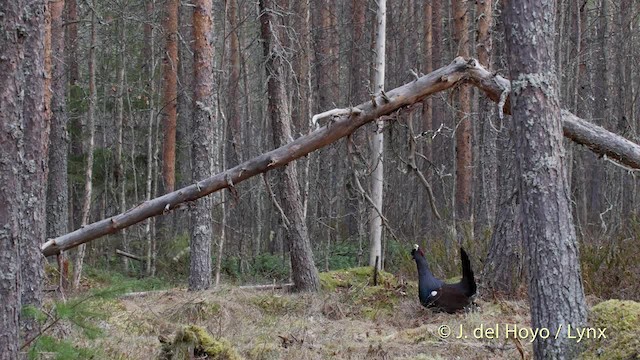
left=162, top=0, right=179, bottom=193
left=41, top=58, right=640, bottom=257
left=189, top=0, right=215, bottom=291
left=0, top=1, right=27, bottom=356
left=505, top=0, right=587, bottom=357
left=20, top=0, right=48, bottom=342
left=260, top=0, right=321, bottom=292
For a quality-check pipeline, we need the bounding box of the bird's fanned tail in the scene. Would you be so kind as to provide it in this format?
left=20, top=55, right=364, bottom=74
left=460, top=248, right=477, bottom=297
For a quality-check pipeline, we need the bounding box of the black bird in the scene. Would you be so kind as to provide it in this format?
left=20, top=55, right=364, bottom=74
left=411, top=244, right=477, bottom=313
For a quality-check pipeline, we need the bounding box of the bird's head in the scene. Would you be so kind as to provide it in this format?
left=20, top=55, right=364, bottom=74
left=411, top=244, right=425, bottom=259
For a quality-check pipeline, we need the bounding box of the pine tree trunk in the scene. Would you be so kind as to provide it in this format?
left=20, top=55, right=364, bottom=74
left=0, top=2, right=29, bottom=355
left=453, top=0, right=472, bottom=238
left=20, top=0, right=48, bottom=342
left=482, top=118, right=523, bottom=295
left=260, top=0, right=320, bottom=292
left=369, top=0, right=386, bottom=270
left=46, top=0, right=69, bottom=242
left=115, top=17, right=128, bottom=270
left=73, top=3, right=97, bottom=289
left=144, top=0, right=157, bottom=276
left=162, top=0, right=179, bottom=193
left=473, top=0, right=497, bottom=238
left=505, top=0, right=588, bottom=357
left=189, top=0, right=215, bottom=291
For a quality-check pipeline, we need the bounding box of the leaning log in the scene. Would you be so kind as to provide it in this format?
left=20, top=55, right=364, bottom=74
left=41, top=57, right=640, bottom=256
left=41, top=58, right=470, bottom=256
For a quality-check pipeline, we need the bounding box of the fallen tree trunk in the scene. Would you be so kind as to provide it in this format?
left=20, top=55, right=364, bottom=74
left=41, top=57, right=640, bottom=256
left=41, top=58, right=470, bottom=256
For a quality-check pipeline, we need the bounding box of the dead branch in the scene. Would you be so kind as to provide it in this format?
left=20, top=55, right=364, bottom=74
left=115, top=249, right=145, bottom=262
left=346, top=137, right=400, bottom=243
left=262, top=173, right=290, bottom=230
left=41, top=57, right=640, bottom=256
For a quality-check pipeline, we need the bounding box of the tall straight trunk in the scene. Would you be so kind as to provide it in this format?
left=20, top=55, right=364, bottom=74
left=1, top=1, right=28, bottom=356
left=226, top=0, right=241, bottom=162
left=73, top=3, right=97, bottom=289
left=162, top=0, right=179, bottom=193
left=260, top=0, right=320, bottom=292
left=482, top=118, right=523, bottom=295
left=189, top=0, right=215, bottom=291
left=453, top=0, right=472, bottom=229
left=421, top=1, right=433, bottom=161
left=115, top=17, right=128, bottom=270
left=292, top=0, right=313, bottom=219
left=369, top=0, right=386, bottom=270
left=347, top=0, right=366, bottom=239
left=20, top=0, right=48, bottom=342
left=144, top=0, right=157, bottom=276
left=65, top=0, right=82, bottom=230
left=474, top=0, right=496, bottom=236
left=47, top=0, right=68, bottom=240
left=505, top=0, right=587, bottom=357
left=217, top=0, right=242, bottom=286
left=589, top=0, right=608, bottom=226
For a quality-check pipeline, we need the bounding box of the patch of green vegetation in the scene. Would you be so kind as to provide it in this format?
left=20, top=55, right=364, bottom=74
left=250, top=294, right=304, bottom=316
left=319, top=267, right=411, bottom=320
left=160, top=325, right=241, bottom=360
left=28, top=335, right=99, bottom=360
left=248, top=342, right=280, bottom=360
left=319, top=266, right=395, bottom=291
left=84, top=266, right=169, bottom=293
left=581, top=300, right=640, bottom=360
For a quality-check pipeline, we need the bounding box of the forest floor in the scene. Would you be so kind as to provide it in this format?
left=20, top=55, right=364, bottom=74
left=37, top=267, right=638, bottom=360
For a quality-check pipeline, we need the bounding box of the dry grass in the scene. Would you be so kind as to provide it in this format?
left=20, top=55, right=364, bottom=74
left=64, top=284, right=537, bottom=360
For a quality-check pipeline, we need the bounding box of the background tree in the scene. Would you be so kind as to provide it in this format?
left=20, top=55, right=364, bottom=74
left=189, top=0, right=215, bottom=291
left=162, top=0, right=179, bottom=194
left=452, top=0, right=472, bottom=240
left=72, top=0, right=98, bottom=290
left=260, top=0, right=321, bottom=291
left=46, top=0, right=69, bottom=244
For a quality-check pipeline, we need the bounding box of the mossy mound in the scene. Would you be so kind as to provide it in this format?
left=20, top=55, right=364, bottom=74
left=250, top=294, right=305, bottom=316
left=319, top=266, right=396, bottom=290
left=581, top=299, right=640, bottom=360
left=319, top=267, right=411, bottom=320
left=160, top=325, right=242, bottom=360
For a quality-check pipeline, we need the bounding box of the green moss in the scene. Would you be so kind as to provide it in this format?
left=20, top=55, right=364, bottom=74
left=248, top=342, right=280, bottom=360
left=581, top=300, right=640, bottom=360
left=319, top=267, right=410, bottom=320
left=160, top=325, right=241, bottom=360
left=250, top=294, right=303, bottom=316
left=319, top=267, right=395, bottom=290
left=29, top=335, right=99, bottom=360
